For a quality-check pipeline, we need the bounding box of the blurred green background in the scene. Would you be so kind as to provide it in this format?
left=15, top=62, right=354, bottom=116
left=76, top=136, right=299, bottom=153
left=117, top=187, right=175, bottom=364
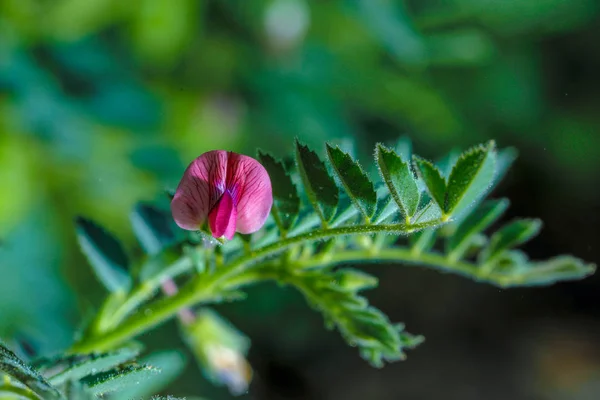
left=1, top=0, right=600, bottom=399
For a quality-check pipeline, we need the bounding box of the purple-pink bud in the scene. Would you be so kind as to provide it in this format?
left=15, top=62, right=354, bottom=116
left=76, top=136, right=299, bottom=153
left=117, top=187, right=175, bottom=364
left=171, top=150, right=273, bottom=240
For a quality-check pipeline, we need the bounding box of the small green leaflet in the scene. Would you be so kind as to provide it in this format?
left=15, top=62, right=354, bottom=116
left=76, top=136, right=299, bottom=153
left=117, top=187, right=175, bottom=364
left=342, top=306, right=401, bottom=365
left=495, top=249, right=529, bottom=268
left=480, top=218, right=542, bottom=263
left=413, top=156, right=447, bottom=213
left=445, top=141, right=497, bottom=216
left=376, top=144, right=420, bottom=220
left=504, top=256, right=596, bottom=287
left=334, top=268, right=378, bottom=292
left=295, top=140, right=339, bottom=223
left=81, top=364, right=160, bottom=396
left=75, top=217, right=131, bottom=292
left=326, top=144, right=377, bottom=220
left=130, top=203, right=177, bottom=256
left=117, top=351, right=187, bottom=399
left=359, top=327, right=423, bottom=367
left=258, top=151, right=300, bottom=232
left=411, top=200, right=442, bottom=225
left=0, top=342, right=62, bottom=399
left=447, top=199, right=509, bottom=261
left=48, top=346, right=141, bottom=386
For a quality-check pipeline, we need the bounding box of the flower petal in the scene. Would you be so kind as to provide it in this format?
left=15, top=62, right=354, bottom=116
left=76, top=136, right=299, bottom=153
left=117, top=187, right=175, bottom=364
left=172, top=150, right=272, bottom=237
left=208, top=191, right=237, bottom=240
left=171, top=150, right=228, bottom=230
left=225, top=153, right=273, bottom=234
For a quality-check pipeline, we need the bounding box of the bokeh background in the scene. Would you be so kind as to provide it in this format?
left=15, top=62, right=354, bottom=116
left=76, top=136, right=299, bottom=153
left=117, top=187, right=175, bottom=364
left=1, top=0, right=600, bottom=399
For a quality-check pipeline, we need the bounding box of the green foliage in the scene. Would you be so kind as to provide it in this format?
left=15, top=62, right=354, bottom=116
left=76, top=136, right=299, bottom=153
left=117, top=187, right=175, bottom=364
left=46, top=346, right=141, bottom=386
left=60, top=136, right=595, bottom=398
left=504, top=256, right=594, bottom=286
left=295, top=140, right=340, bottom=224
left=480, top=219, right=543, bottom=264
left=326, top=144, right=377, bottom=221
left=1, top=0, right=599, bottom=397
left=376, top=144, right=420, bottom=221
left=80, top=364, right=160, bottom=396
left=0, top=342, right=179, bottom=400
left=334, top=268, right=378, bottom=292
left=412, top=142, right=497, bottom=219
left=413, top=156, right=447, bottom=212
left=445, top=141, right=497, bottom=216
left=117, top=351, right=187, bottom=399
left=0, top=342, right=61, bottom=399
left=447, top=199, right=509, bottom=262
left=75, top=217, right=131, bottom=293
left=258, top=151, right=300, bottom=233
left=288, top=267, right=422, bottom=367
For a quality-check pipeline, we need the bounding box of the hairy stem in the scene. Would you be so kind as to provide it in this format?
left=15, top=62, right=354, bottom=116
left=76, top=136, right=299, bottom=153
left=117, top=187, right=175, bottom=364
left=161, top=279, right=196, bottom=325
left=69, top=219, right=444, bottom=353
left=100, top=257, right=194, bottom=330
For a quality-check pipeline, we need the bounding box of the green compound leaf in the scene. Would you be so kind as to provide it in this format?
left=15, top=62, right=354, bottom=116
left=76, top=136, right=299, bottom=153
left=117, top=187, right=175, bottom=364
left=0, top=342, right=62, bottom=399
left=447, top=199, right=509, bottom=261
left=67, top=136, right=597, bottom=389
left=445, top=141, right=497, bottom=216
left=295, top=140, right=339, bottom=223
left=291, top=268, right=418, bottom=367
left=75, top=217, right=131, bottom=293
left=47, top=346, right=141, bottom=386
left=480, top=218, right=542, bottom=263
left=81, top=364, right=160, bottom=396
left=258, top=151, right=300, bottom=232
left=130, top=203, right=178, bottom=256
left=326, top=144, right=377, bottom=220
left=506, top=256, right=596, bottom=287
left=413, top=156, right=447, bottom=213
left=376, top=144, right=420, bottom=220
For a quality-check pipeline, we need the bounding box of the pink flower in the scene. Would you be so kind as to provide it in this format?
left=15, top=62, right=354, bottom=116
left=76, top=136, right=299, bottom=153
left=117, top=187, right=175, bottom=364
left=171, top=151, right=273, bottom=240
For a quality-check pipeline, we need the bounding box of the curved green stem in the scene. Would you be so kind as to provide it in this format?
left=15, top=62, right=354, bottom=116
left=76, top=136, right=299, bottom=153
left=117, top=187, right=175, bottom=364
left=98, top=257, right=194, bottom=331
left=0, top=383, right=41, bottom=400
left=70, top=219, right=444, bottom=353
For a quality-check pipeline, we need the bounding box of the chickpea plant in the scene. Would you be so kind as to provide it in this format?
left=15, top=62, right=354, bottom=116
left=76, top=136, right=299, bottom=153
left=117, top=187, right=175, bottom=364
left=0, top=138, right=595, bottom=399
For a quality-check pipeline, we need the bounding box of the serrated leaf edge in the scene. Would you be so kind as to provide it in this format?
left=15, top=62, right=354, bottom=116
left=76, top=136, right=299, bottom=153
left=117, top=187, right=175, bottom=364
left=326, top=144, right=377, bottom=221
